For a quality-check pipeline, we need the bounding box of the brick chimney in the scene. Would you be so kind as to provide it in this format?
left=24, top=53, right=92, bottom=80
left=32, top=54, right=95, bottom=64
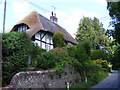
left=50, top=12, right=58, bottom=23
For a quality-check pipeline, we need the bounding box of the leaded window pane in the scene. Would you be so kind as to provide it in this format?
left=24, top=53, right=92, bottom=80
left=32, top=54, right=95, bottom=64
left=35, top=40, right=40, bottom=47
left=18, top=25, right=27, bottom=33
left=42, top=42, right=45, bottom=49
left=35, top=33, right=40, bottom=40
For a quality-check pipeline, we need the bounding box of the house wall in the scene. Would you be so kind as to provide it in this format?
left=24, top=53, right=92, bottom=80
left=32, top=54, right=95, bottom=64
left=33, top=31, right=53, bottom=51
left=8, top=66, right=81, bottom=88
left=33, top=31, right=75, bottom=51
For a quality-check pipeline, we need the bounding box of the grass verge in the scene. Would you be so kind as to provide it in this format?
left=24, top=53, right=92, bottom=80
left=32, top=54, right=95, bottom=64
left=70, top=70, right=108, bottom=89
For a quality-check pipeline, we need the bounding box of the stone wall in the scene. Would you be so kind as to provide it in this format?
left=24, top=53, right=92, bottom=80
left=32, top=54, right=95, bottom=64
left=7, top=66, right=81, bottom=88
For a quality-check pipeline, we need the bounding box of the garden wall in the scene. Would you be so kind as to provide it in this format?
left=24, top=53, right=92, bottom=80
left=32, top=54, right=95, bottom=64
left=7, top=66, right=81, bottom=88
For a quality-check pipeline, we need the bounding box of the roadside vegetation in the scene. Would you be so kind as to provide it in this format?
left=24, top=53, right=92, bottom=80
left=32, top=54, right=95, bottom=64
left=2, top=3, right=120, bottom=86
left=1, top=1, right=120, bottom=88
left=71, top=70, right=108, bottom=89
left=2, top=32, right=30, bottom=86
left=2, top=31, right=111, bottom=88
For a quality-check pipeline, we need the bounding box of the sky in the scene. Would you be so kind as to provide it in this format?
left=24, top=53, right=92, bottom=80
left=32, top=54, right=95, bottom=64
left=0, top=0, right=111, bottom=38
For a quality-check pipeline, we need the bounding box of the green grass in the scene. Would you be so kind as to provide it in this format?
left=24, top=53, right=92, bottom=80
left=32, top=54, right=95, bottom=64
left=70, top=70, right=108, bottom=89
left=71, top=81, right=94, bottom=90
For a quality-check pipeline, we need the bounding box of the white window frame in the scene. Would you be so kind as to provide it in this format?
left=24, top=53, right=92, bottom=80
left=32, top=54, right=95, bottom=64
left=33, top=31, right=53, bottom=51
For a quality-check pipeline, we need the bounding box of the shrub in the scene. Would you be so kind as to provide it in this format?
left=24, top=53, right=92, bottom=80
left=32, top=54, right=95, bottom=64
left=67, top=40, right=91, bottom=62
left=113, top=45, right=120, bottom=69
left=53, top=60, right=67, bottom=75
left=29, top=44, right=46, bottom=59
left=78, top=40, right=91, bottom=56
left=29, top=44, right=46, bottom=67
left=67, top=45, right=88, bottom=61
left=90, top=50, right=107, bottom=60
left=67, top=46, right=76, bottom=58
left=53, top=57, right=82, bottom=75
left=50, top=47, right=68, bottom=59
left=36, top=52, right=58, bottom=70
left=2, top=32, right=30, bottom=86
left=82, top=61, right=102, bottom=73
left=93, top=59, right=112, bottom=72
left=71, top=64, right=108, bottom=89
left=86, top=70, right=108, bottom=85
left=71, top=70, right=108, bottom=89
left=53, top=32, right=66, bottom=48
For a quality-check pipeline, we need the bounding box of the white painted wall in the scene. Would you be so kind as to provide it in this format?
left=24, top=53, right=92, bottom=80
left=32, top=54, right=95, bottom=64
left=34, top=32, right=53, bottom=51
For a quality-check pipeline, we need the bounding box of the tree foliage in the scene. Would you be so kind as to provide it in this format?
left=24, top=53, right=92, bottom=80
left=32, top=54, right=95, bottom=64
left=107, top=1, right=120, bottom=69
left=67, top=40, right=91, bottom=62
left=113, top=45, right=120, bottom=69
left=107, top=2, right=120, bottom=22
left=90, top=50, right=107, bottom=60
left=53, top=32, right=66, bottom=48
left=2, top=32, right=30, bottom=86
left=107, top=1, right=120, bottom=44
left=76, top=17, right=109, bottom=49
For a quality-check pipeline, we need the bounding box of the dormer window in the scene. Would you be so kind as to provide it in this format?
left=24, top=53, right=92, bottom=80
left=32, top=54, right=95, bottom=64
left=18, top=25, right=28, bottom=33
left=11, top=23, right=29, bottom=33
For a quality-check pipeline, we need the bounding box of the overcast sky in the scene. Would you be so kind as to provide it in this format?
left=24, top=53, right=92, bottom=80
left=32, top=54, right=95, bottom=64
left=0, top=0, right=111, bottom=37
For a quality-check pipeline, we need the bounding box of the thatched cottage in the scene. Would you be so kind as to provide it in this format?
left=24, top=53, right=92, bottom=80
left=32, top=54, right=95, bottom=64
left=10, top=11, right=77, bottom=51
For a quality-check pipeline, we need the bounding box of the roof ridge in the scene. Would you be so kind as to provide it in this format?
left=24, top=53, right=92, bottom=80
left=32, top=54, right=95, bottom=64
left=10, top=11, right=77, bottom=44
left=33, top=11, right=77, bottom=44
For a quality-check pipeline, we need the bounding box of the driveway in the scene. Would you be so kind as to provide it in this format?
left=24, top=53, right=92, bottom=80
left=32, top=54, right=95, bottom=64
left=90, top=70, right=120, bottom=89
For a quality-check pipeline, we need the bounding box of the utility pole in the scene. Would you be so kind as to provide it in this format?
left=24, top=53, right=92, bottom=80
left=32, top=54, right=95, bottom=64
left=3, top=0, right=7, bottom=33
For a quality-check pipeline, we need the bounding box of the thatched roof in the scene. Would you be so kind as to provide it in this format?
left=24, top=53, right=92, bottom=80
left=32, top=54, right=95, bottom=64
left=11, top=11, right=77, bottom=44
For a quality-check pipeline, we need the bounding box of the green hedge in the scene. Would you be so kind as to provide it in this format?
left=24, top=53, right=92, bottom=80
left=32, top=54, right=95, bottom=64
left=2, top=32, right=31, bottom=86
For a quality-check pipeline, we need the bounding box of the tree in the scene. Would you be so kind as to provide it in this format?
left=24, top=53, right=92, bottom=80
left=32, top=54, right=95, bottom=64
left=107, top=1, right=120, bottom=44
left=76, top=17, right=109, bottom=49
left=107, top=2, right=120, bottom=22
left=107, top=1, right=120, bottom=69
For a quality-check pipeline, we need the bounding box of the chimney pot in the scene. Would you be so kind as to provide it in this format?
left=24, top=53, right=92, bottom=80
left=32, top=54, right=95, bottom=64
left=50, top=12, right=58, bottom=23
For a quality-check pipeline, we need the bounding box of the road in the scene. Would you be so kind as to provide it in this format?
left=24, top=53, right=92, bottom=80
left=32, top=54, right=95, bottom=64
left=90, top=70, right=120, bottom=89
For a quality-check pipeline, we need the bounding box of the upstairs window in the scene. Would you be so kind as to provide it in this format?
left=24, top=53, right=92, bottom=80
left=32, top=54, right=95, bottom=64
left=18, top=25, right=28, bottom=33
left=32, top=31, right=53, bottom=51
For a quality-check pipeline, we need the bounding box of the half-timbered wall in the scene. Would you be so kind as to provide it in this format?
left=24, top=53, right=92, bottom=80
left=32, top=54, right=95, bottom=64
left=32, top=31, right=53, bottom=51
